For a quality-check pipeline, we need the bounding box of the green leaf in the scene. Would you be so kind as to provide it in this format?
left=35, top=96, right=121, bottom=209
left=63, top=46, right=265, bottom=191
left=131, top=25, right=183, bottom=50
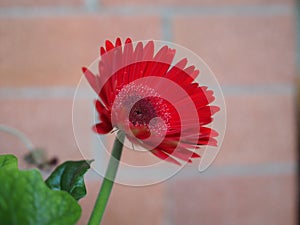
left=0, top=168, right=81, bottom=225
left=0, top=154, right=18, bottom=169
left=46, top=160, right=93, bottom=201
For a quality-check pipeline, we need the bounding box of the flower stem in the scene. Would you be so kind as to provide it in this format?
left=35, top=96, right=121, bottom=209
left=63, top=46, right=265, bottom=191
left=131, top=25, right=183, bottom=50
left=88, top=131, right=125, bottom=225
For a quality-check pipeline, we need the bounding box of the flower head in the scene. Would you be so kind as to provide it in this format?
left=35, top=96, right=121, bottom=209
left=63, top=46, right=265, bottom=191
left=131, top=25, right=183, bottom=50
left=82, top=38, right=219, bottom=165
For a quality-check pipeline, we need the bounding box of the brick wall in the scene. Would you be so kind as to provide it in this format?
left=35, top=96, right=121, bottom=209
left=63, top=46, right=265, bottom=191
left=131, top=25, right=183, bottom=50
left=0, top=1, right=297, bottom=225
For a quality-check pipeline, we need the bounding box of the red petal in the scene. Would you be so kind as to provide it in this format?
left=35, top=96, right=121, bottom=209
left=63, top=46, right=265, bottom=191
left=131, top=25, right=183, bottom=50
left=105, top=40, right=114, bottom=51
left=209, top=106, right=220, bottom=114
left=82, top=67, right=100, bottom=94
left=174, top=58, right=188, bottom=70
left=200, top=127, right=218, bottom=137
left=165, top=61, right=194, bottom=84
left=143, top=41, right=154, bottom=60
left=151, top=149, right=181, bottom=165
left=95, top=99, right=108, bottom=112
left=115, top=37, right=121, bottom=47
left=190, top=69, right=199, bottom=79
left=100, top=47, right=106, bottom=56
left=93, top=122, right=112, bottom=134
left=157, top=140, right=200, bottom=161
left=125, top=38, right=132, bottom=44
left=161, top=147, right=195, bottom=162
left=184, top=65, right=196, bottom=75
left=197, top=137, right=218, bottom=146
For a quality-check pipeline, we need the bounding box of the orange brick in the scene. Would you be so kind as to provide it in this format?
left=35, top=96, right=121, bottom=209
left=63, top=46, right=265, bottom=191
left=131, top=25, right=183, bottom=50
left=0, top=99, right=87, bottom=163
left=0, top=0, right=83, bottom=7
left=79, top=180, right=165, bottom=225
left=214, top=94, right=296, bottom=165
left=102, top=0, right=294, bottom=6
left=173, top=15, right=296, bottom=84
left=0, top=15, right=161, bottom=87
left=169, top=174, right=296, bottom=225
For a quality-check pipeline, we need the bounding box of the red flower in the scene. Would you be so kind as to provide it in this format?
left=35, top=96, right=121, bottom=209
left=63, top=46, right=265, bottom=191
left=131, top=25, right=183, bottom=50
left=82, top=38, right=219, bottom=165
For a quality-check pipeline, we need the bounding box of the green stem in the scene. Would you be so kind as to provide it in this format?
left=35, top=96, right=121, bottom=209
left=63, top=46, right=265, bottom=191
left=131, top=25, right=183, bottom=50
left=88, top=131, right=125, bottom=225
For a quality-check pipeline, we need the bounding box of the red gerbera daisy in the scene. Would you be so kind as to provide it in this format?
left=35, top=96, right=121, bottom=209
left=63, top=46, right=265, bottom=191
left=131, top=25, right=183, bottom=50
left=82, top=38, right=219, bottom=165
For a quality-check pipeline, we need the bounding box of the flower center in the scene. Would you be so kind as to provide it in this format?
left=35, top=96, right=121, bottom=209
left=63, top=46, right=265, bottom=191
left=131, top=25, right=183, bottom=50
left=112, top=82, right=170, bottom=135
left=129, top=97, right=157, bottom=126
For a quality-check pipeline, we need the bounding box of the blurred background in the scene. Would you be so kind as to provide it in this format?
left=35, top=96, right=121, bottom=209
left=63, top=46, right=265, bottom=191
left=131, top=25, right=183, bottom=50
left=0, top=0, right=297, bottom=225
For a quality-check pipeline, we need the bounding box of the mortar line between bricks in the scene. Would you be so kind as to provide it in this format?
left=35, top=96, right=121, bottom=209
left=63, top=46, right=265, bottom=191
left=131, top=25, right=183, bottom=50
left=0, top=84, right=295, bottom=99
left=161, top=183, right=174, bottom=225
left=296, top=0, right=300, bottom=73
left=0, top=4, right=294, bottom=18
left=161, top=14, right=173, bottom=42
left=85, top=161, right=296, bottom=181
left=84, top=0, right=100, bottom=12
left=221, top=84, right=295, bottom=96
left=104, top=4, right=294, bottom=17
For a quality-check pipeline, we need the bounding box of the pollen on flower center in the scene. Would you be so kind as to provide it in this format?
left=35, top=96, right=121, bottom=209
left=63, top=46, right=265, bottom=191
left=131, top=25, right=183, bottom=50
left=112, top=82, right=170, bottom=135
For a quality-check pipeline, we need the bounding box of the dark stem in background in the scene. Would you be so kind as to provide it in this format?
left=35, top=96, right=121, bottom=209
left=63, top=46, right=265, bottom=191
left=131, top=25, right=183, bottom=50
left=88, top=131, right=125, bottom=225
